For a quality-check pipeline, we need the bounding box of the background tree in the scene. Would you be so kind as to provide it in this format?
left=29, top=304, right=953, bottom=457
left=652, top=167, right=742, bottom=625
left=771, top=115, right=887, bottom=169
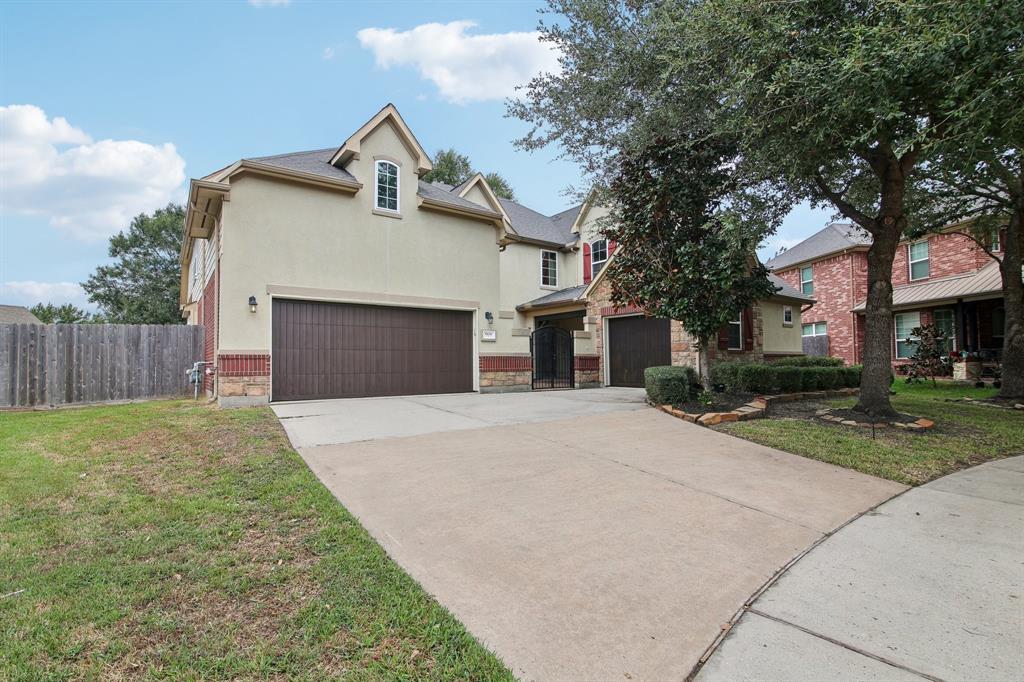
left=82, top=203, right=185, bottom=324
left=483, top=172, right=516, bottom=200
left=29, top=302, right=102, bottom=324
left=422, top=148, right=473, bottom=186
left=422, top=149, right=517, bottom=199
left=605, top=136, right=779, bottom=385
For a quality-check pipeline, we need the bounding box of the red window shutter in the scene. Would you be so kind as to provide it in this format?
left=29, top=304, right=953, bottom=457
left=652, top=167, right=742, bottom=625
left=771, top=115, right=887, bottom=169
left=743, top=307, right=754, bottom=351
left=718, top=324, right=730, bottom=350
left=583, top=242, right=592, bottom=284
left=609, top=239, right=617, bottom=253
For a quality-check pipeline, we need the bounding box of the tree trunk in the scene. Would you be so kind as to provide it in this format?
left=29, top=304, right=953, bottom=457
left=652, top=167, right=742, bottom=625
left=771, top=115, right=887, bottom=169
left=698, top=341, right=713, bottom=389
left=854, top=227, right=900, bottom=418
left=998, top=204, right=1024, bottom=399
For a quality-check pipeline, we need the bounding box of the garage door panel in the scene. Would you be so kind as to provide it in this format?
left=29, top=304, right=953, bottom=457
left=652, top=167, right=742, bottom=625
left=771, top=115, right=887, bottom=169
left=608, top=316, right=672, bottom=388
left=272, top=299, right=473, bottom=401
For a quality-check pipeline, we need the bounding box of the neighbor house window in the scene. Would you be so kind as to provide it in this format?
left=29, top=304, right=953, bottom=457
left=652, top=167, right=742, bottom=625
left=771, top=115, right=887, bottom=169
left=800, top=265, right=814, bottom=295
left=895, top=312, right=921, bottom=359
left=590, top=239, right=608, bottom=280
left=991, top=228, right=1001, bottom=252
left=908, top=241, right=929, bottom=280
left=802, top=322, right=827, bottom=337
left=727, top=313, right=742, bottom=350
left=783, top=305, right=793, bottom=326
left=375, top=160, right=399, bottom=212
left=993, top=307, right=1005, bottom=342
left=541, top=250, right=558, bottom=287
left=933, top=309, right=956, bottom=353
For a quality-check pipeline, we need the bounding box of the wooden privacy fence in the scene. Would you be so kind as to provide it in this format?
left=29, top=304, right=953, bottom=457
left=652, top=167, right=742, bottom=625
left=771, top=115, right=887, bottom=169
left=0, top=324, right=205, bottom=408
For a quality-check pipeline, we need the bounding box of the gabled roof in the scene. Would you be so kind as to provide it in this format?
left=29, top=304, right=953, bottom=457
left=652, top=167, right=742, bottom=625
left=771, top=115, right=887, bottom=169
left=852, top=260, right=1002, bottom=311
left=497, top=197, right=580, bottom=246
left=768, top=273, right=814, bottom=304
left=247, top=148, right=358, bottom=184
left=517, top=285, right=588, bottom=311
left=328, top=104, right=432, bottom=176
left=417, top=180, right=502, bottom=218
left=0, top=305, right=43, bottom=324
left=766, top=222, right=872, bottom=270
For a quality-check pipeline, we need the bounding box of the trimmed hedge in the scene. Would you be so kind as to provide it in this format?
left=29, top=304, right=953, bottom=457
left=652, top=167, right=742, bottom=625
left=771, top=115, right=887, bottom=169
left=711, top=361, right=861, bottom=394
left=644, top=365, right=699, bottom=405
left=771, top=355, right=846, bottom=367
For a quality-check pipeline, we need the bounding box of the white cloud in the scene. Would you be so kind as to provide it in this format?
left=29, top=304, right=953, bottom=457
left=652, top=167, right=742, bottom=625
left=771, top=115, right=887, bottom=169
left=0, top=104, right=186, bottom=242
left=248, top=0, right=290, bottom=7
left=322, top=47, right=335, bottom=60
left=357, top=21, right=560, bottom=104
left=1, top=281, right=90, bottom=308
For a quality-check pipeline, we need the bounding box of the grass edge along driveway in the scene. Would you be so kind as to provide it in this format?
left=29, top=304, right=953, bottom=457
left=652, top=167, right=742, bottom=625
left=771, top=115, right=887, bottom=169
left=0, top=400, right=512, bottom=680
left=717, top=381, right=1023, bottom=486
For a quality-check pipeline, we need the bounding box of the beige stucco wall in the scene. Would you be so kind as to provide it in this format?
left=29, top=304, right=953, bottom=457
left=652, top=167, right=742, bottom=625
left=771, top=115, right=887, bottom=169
left=499, top=242, right=580, bottom=332
left=575, top=204, right=613, bottom=283
left=762, top=300, right=803, bottom=354
left=215, top=120, right=503, bottom=360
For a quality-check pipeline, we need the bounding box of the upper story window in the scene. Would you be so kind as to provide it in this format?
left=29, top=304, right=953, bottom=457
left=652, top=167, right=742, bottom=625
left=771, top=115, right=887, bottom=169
left=590, top=239, right=608, bottom=280
left=541, top=250, right=558, bottom=287
left=800, top=265, right=813, bottom=295
left=990, top=228, right=1001, bottom=252
left=727, top=313, right=742, bottom=350
left=783, top=305, right=793, bottom=326
left=908, top=241, right=929, bottom=280
left=375, top=160, right=399, bottom=212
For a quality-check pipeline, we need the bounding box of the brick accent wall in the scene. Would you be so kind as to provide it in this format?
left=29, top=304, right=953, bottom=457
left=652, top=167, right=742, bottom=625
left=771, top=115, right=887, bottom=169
left=777, top=252, right=859, bottom=364
left=199, top=266, right=218, bottom=394
left=892, top=232, right=993, bottom=287
left=479, top=354, right=532, bottom=391
left=216, top=352, right=271, bottom=401
left=575, top=354, right=600, bottom=388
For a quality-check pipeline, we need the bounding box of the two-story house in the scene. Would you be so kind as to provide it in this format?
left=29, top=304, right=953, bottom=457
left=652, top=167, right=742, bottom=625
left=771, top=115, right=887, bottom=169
left=767, top=222, right=1005, bottom=368
left=180, top=104, right=810, bottom=405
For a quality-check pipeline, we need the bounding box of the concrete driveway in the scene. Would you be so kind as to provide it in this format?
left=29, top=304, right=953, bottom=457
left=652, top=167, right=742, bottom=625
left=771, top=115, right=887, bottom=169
left=274, top=389, right=904, bottom=681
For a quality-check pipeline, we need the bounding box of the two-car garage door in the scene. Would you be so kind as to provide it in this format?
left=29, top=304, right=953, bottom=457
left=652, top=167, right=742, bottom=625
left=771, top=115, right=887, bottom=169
left=271, top=299, right=473, bottom=401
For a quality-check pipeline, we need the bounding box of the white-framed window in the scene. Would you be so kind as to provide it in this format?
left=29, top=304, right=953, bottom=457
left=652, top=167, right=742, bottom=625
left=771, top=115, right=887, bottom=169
left=540, top=250, right=558, bottom=287
left=590, top=239, right=608, bottom=280
left=375, top=160, right=399, bottom=212
left=783, top=305, right=793, bottom=326
left=990, top=228, right=1001, bottom=252
left=727, top=313, right=742, bottom=350
left=933, top=309, right=956, bottom=353
left=802, top=322, right=827, bottom=337
left=895, top=311, right=921, bottom=359
left=908, top=241, right=929, bottom=280
left=800, top=265, right=813, bottom=295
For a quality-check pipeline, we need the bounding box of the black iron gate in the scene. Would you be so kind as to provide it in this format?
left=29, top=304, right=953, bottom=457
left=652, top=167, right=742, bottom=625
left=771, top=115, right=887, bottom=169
left=531, top=326, right=574, bottom=389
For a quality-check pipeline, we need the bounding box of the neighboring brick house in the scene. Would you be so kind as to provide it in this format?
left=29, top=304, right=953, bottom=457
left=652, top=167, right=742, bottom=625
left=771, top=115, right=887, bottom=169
left=179, top=104, right=810, bottom=405
left=767, top=222, right=1005, bottom=368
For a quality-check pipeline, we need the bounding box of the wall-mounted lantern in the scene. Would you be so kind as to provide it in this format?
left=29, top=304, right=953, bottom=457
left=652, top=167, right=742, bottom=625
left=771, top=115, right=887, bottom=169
left=484, top=311, right=494, bottom=324
left=248, top=295, right=258, bottom=313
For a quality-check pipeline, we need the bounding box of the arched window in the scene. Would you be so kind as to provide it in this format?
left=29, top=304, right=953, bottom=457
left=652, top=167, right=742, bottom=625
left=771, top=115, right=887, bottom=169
left=590, top=239, right=608, bottom=279
left=375, top=160, right=399, bottom=212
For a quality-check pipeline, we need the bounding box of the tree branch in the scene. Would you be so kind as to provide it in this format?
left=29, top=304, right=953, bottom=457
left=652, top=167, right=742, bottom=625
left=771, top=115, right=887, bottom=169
left=812, top=172, right=873, bottom=229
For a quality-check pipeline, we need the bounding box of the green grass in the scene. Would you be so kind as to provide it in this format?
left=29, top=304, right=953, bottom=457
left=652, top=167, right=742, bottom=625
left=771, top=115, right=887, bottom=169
left=717, top=381, right=1023, bottom=485
left=0, top=401, right=512, bottom=681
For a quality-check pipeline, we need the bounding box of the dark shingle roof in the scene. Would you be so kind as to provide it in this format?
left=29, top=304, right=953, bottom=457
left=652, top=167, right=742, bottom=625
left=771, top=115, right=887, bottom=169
left=768, top=273, right=814, bottom=303
left=498, top=198, right=580, bottom=246
left=517, top=285, right=588, bottom=310
left=247, top=148, right=358, bottom=183
left=766, top=222, right=872, bottom=270
left=418, top=180, right=501, bottom=215
left=0, top=305, right=43, bottom=324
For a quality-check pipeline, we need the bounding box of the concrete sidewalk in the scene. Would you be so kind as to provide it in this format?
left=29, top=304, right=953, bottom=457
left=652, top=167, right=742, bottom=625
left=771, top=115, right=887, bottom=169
left=698, top=456, right=1024, bottom=682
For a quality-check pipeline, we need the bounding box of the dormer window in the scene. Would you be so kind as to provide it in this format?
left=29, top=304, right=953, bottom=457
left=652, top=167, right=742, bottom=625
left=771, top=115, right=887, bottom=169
left=590, top=239, right=608, bottom=280
left=375, top=160, right=399, bottom=212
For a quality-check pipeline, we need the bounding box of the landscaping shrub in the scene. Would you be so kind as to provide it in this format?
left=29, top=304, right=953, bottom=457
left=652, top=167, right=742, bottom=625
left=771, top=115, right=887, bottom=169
left=845, top=365, right=863, bottom=387
left=738, top=363, right=778, bottom=393
left=644, top=366, right=698, bottom=404
left=775, top=366, right=804, bottom=393
left=773, top=355, right=845, bottom=367
left=800, top=367, right=820, bottom=391
left=710, top=362, right=743, bottom=392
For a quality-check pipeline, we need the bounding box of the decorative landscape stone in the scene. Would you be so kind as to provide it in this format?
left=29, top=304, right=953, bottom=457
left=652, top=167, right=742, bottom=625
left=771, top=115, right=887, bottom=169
left=655, top=388, right=860, bottom=428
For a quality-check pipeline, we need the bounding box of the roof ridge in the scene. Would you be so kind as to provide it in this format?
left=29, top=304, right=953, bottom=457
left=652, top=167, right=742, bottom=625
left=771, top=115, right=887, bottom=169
left=247, top=147, right=336, bottom=162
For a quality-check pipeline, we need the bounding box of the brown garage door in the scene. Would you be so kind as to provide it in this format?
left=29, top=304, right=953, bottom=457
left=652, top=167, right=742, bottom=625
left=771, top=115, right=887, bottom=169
left=272, top=299, right=473, bottom=401
left=607, top=316, right=671, bottom=388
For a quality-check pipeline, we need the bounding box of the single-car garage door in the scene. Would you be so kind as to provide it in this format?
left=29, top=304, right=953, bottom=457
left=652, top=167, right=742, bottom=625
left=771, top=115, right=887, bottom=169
left=607, top=316, right=671, bottom=387
left=272, top=299, right=473, bottom=401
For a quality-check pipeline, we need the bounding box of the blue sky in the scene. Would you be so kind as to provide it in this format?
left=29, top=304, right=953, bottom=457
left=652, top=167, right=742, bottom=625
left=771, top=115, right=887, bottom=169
left=0, top=0, right=831, bottom=310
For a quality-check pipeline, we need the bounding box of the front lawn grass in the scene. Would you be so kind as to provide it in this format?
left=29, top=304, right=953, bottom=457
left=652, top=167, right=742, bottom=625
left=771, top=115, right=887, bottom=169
left=717, top=381, right=1023, bottom=485
left=0, top=400, right=511, bottom=680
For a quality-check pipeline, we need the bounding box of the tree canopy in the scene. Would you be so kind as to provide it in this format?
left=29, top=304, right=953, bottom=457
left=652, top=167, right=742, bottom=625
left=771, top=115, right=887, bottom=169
left=29, top=303, right=103, bottom=324
left=422, top=148, right=516, bottom=199
left=81, top=204, right=185, bottom=325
